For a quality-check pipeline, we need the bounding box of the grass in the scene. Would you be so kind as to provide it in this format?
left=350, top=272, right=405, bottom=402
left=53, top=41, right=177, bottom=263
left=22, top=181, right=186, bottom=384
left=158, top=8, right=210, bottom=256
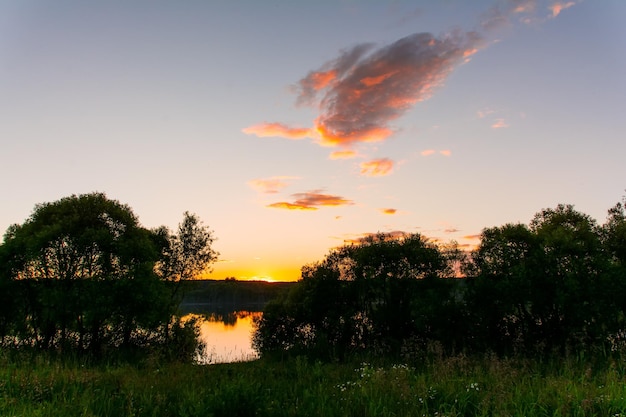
left=2, top=350, right=626, bottom=416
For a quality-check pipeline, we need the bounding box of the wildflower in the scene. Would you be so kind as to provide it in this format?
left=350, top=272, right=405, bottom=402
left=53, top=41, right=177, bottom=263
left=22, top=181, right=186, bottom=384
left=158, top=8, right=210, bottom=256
left=466, top=382, right=479, bottom=392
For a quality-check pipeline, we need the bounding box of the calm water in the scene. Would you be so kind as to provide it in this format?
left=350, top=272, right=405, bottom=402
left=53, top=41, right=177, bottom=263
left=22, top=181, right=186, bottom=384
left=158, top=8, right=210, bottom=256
left=182, top=310, right=261, bottom=364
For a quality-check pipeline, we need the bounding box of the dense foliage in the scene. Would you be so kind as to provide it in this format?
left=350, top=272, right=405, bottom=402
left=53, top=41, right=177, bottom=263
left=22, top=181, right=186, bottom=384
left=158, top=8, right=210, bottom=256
left=255, top=200, right=626, bottom=360
left=0, top=193, right=217, bottom=360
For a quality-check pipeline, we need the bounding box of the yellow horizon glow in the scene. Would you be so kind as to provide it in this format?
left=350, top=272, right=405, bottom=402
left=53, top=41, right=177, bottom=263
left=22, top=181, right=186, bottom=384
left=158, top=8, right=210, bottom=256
left=206, top=263, right=303, bottom=282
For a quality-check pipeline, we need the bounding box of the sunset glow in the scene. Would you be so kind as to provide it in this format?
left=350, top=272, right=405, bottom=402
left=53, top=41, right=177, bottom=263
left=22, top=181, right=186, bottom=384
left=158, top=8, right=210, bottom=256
left=1, top=1, right=624, bottom=283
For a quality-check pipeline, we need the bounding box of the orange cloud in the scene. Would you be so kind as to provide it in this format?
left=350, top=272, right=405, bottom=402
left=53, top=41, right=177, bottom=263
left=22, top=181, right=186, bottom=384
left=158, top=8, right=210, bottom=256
left=421, top=149, right=436, bottom=156
left=315, top=122, right=393, bottom=147
left=267, top=202, right=317, bottom=211
left=491, top=119, right=509, bottom=129
left=341, top=230, right=409, bottom=245
left=380, top=208, right=397, bottom=215
left=360, top=158, right=394, bottom=177
left=463, top=234, right=481, bottom=240
left=360, top=72, right=397, bottom=87
left=310, top=70, right=337, bottom=90
left=248, top=176, right=299, bottom=194
left=549, top=1, right=576, bottom=18
left=439, top=150, right=452, bottom=156
left=242, top=122, right=312, bottom=140
left=246, top=30, right=484, bottom=149
left=268, top=191, right=353, bottom=211
left=329, top=150, right=359, bottom=160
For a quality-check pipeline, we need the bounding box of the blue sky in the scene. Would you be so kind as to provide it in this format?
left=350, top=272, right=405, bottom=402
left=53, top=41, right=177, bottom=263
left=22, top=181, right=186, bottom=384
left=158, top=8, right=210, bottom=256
left=1, top=1, right=625, bottom=281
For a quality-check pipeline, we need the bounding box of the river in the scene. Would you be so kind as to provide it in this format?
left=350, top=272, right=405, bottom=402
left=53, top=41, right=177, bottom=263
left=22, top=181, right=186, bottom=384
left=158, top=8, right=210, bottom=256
left=181, top=309, right=262, bottom=364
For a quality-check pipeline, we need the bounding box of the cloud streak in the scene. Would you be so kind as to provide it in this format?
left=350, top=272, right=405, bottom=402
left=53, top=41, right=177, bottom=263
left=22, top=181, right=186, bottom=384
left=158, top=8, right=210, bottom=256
left=421, top=149, right=451, bottom=156
left=341, top=230, right=408, bottom=245
left=549, top=1, right=576, bottom=18
left=242, top=122, right=311, bottom=140
left=248, top=176, right=299, bottom=194
left=329, top=150, right=359, bottom=160
left=360, top=158, right=394, bottom=177
left=491, top=118, right=510, bottom=129
left=268, top=191, right=353, bottom=211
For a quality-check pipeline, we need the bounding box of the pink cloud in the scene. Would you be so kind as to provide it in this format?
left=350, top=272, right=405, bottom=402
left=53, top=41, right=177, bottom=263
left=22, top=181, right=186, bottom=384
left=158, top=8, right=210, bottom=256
left=360, top=158, right=394, bottom=177
left=549, top=1, right=576, bottom=18
left=248, top=176, right=299, bottom=194
left=491, top=119, right=509, bottom=129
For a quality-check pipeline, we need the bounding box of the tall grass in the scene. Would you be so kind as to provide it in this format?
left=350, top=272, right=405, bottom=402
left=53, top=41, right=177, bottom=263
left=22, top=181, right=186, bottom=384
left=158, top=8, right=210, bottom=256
left=2, top=350, right=626, bottom=416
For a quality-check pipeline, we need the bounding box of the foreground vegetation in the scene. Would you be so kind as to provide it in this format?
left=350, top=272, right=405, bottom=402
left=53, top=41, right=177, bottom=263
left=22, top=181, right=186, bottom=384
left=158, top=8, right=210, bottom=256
left=2, top=352, right=626, bottom=416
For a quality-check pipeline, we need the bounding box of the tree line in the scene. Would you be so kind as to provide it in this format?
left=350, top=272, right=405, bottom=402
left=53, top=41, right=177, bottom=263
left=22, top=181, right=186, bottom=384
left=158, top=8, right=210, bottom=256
left=0, top=193, right=217, bottom=360
left=254, top=198, right=626, bottom=360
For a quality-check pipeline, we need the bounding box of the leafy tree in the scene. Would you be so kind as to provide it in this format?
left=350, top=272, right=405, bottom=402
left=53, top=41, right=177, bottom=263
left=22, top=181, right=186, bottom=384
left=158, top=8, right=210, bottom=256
left=603, top=195, right=626, bottom=266
left=464, top=223, right=542, bottom=354
left=0, top=193, right=210, bottom=358
left=530, top=204, right=609, bottom=352
left=600, top=195, right=626, bottom=348
left=466, top=204, right=613, bottom=355
left=254, top=233, right=460, bottom=359
left=156, top=212, right=218, bottom=304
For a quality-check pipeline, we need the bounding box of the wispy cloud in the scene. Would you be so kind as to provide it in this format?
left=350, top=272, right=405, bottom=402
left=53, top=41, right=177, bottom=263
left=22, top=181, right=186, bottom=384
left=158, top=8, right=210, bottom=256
left=360, top=158, right=394, bottom=177
left=491, top=118, right=509, bottom=129
left=513, top=0, right=537, bottom=14
left=266, top=202, right=317, bottom=211
left=248, top=176, right=299, bottom=194
left=548, top=1, right=576, bottom=18
left=242, top=122, right=311, bottom=140
left=380, top=208, right=397, bottom=215
left=341, top=230, right=408, bottom=245
left=477, top=108, right=496, bottom=118
left=463, top=234, right=481, bottom=240
left=421, top=149, right=451, bottom=156
left=329, top=150, right=359, bottom=160
left=480, top=0, right=540, bottom=30
left=268, top=191, right=353, bottom=211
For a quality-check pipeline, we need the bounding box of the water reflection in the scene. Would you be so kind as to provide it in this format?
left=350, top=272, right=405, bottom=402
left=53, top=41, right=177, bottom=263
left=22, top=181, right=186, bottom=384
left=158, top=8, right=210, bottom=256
left=182, top=310, right=261, bottom=364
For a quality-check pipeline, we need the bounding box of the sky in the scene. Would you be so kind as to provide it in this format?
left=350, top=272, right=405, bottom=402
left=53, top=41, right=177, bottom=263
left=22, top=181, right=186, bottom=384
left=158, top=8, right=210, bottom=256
left=1, top=0, right=625, bottom=282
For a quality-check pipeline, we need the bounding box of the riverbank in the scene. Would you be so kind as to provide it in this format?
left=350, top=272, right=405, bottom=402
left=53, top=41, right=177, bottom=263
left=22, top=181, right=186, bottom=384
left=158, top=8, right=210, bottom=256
left=2, top=352, right=626, bottom=416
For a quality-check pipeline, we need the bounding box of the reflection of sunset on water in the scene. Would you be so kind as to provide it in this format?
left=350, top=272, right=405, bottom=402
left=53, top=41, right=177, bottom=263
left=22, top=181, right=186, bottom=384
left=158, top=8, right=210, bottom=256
left=185, top=312, right=262, bottom=364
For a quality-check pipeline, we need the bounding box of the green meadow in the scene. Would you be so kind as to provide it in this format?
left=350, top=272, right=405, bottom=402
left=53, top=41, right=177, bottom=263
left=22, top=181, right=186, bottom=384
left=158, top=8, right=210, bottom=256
left=2, top=351, right=626, bottom=417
